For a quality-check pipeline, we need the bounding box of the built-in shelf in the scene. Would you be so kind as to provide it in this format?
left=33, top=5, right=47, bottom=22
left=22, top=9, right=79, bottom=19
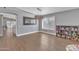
left=56, top=25, right=79, bottom=41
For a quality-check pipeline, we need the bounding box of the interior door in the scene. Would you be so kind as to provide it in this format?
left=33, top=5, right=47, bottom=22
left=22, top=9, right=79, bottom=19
left=0, top=15, right=3, bottom=36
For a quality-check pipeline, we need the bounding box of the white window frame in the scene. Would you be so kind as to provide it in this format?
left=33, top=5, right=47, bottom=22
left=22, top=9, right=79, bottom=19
left=42, top=16, right=55, bottom=30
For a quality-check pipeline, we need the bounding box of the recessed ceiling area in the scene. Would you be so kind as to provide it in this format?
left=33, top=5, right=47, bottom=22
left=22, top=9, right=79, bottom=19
left=17, top=7, right=78, bottom=15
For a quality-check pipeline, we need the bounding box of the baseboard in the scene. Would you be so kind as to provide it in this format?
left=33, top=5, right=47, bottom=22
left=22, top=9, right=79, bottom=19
left=16, top=31, right=39, bottom=36
left=39, top=31, right=56, bottom=35
left=16, top=31, right=56, bottom=37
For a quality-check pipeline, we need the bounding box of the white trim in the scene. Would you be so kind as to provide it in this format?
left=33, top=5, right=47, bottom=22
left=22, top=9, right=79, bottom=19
left=42, top=28, right=55, bottom=31
left=39, top=31, right=56, bottom=35
left=16, top=31, right=39, bottom=36
left=16, top=14, right=18, bottom=36
left=16, top=31, right=56, bottom=37
left=42, top=16, right=55, bottom=31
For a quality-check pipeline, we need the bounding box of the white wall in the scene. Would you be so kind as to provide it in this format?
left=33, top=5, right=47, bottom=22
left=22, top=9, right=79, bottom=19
left=55, top=8, right=79, bottom=26
left=17, top=14, right=38, bottom=36
left=16, top=9, right=38, bottom=36
left=44, top=8, right=79, bottom=26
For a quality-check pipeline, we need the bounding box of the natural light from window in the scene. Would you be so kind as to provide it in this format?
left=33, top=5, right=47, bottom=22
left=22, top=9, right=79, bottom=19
left=42, top=16, right=55, bottom=30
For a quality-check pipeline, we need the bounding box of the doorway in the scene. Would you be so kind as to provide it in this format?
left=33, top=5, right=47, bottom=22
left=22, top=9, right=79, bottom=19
left=0, top=13, right=17, bottom=37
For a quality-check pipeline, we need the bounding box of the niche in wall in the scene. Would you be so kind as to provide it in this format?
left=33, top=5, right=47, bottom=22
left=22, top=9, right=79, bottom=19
left=23, top=16, right=36, bottom=25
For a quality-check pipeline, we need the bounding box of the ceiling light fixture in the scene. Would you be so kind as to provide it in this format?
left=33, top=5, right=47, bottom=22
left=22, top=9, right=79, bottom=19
left=37, top=8, right=42, bottom=12
left=3, top=7, right=6, bottom=8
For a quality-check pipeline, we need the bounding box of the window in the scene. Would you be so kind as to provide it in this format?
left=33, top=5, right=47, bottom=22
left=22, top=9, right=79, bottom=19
left=42, top=16, right=55, bottom=30
left=23, top=16, right=36, bottom=25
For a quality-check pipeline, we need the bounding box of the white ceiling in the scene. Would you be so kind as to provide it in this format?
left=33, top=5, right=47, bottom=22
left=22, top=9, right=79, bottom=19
left=17, top=7, right=78, bottom=15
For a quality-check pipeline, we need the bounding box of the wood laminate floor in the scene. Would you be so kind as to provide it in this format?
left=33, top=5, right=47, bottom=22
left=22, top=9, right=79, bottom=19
left=0, top=28, right=79, bottom=51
